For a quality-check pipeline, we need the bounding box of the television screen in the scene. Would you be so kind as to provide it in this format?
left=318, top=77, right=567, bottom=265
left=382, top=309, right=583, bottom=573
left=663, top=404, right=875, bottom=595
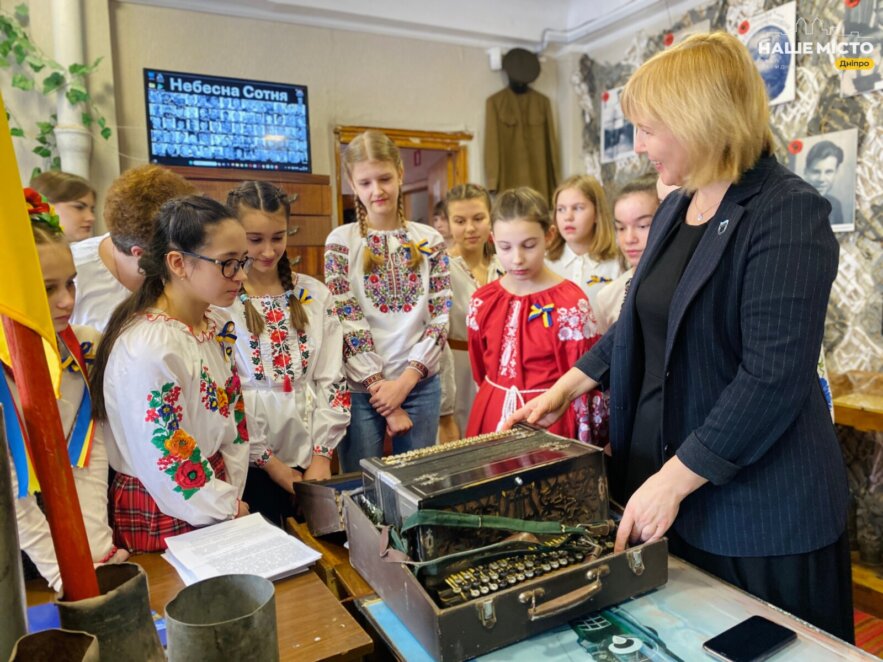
left=144, top=68, right=311, bottom=173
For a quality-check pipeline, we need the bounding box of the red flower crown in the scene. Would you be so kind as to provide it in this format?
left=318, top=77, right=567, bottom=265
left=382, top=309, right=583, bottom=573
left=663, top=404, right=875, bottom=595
left=24, top=187, right=63, bottom=234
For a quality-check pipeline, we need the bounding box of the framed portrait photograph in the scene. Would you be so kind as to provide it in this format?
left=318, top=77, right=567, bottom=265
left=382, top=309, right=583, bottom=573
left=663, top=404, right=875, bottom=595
left=787, top=128, right=858, bottom=233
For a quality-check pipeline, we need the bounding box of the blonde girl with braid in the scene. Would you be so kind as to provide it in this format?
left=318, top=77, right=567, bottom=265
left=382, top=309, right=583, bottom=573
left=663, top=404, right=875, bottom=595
left=325, top=130, right=452, bottom=471
left=225, top=181, right=349, bottom=525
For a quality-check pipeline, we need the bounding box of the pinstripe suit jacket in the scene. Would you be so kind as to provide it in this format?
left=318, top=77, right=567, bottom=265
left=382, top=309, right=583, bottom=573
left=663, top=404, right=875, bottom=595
left=577, top=155, right=848, bottom=556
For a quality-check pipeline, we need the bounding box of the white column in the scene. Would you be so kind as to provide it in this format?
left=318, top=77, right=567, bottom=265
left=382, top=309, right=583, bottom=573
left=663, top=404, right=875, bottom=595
left=52, top=0, right=92, bottom=178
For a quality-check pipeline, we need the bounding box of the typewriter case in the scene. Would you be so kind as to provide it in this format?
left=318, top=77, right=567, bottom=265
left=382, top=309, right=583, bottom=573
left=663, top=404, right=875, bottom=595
left=344, top=436, right=668, bottom=661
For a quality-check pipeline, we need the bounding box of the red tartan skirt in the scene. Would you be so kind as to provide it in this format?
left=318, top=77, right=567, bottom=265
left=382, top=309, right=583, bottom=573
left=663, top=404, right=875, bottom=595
left=110, top=451, right=228, bottom=553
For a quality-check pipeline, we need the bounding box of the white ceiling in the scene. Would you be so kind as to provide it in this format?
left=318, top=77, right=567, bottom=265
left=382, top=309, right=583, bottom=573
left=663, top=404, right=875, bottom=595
left=118, top=0, right=685, bottom=53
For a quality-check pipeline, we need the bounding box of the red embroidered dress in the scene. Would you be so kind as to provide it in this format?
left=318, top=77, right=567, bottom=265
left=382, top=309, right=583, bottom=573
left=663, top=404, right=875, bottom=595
left=466, top=279, right=599, bottom=441
left=103, top=309, right=249, bottom=552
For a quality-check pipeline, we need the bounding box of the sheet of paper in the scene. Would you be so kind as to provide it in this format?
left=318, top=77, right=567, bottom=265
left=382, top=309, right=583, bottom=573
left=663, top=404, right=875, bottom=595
left=163, top=513, right=322, bottom=585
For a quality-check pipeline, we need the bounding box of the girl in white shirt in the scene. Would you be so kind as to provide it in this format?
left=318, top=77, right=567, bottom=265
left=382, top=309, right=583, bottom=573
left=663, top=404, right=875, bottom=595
left=4, top=191, right=125, bottom=591
left=546, top=175, right=622, bottom=320
left=226, top=181, right=349, bottom=524
left=92, top=196, right=252, bottom=552
left=325, top=130, right=452, bottom=471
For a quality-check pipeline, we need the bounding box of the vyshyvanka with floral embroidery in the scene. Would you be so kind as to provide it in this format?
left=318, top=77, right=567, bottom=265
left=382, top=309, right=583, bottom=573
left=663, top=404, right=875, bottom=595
left=103, top=309, right=250, bottom=551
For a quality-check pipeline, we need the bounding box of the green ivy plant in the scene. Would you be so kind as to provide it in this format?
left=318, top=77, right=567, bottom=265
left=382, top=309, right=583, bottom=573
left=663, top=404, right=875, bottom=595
left=1, top=3, right=111, bottom=177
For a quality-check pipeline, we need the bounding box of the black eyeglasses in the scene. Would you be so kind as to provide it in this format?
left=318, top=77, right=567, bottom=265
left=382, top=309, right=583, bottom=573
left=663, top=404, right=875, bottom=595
left=179, top=251, right=254, bottom=278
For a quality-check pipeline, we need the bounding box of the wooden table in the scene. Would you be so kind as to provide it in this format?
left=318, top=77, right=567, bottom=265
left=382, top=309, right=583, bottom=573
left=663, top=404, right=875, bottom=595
left=286, top=518, right=374, bottom=601
left=26, top=553, right=373, bottom=661
left=834, top=392, right=883, bottom=432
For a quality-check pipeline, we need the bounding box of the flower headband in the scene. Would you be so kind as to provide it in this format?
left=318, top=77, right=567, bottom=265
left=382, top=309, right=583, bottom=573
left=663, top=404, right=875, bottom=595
left=24, top=187, right=63, bottom=234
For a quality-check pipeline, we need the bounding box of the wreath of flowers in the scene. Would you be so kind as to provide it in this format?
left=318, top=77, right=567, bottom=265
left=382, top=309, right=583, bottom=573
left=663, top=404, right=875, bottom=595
left=24, top=187, right=62, bottom=234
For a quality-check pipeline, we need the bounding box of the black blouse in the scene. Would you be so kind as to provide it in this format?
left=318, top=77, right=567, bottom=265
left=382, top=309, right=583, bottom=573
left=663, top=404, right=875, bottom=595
left=622, top=217, right=707, bottom=498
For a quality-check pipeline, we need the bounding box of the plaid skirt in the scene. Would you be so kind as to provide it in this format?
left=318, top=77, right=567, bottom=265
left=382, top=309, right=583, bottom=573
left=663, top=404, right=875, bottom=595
left=110, top=451, right=228, bottom=553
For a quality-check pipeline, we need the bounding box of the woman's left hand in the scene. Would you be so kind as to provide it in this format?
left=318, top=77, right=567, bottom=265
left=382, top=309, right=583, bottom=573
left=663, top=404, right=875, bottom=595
left=614, top=456, right=707, bottom=553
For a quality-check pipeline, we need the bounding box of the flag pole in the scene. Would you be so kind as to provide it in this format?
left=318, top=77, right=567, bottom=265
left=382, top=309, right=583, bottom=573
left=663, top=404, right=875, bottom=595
left=2, top=317, right=98, bottom=600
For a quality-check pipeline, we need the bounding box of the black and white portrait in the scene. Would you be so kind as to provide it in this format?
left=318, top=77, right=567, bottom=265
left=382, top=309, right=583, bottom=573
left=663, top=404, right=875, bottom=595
left=788, top=128, right=858, bottom=233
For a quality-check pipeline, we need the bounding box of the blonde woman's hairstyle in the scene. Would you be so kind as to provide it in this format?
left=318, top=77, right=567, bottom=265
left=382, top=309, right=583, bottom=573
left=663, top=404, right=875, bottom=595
left=491, top=187, right=552, bottom=232
left=342, top=130, right=421, bottom=274
left=445, top=183, right=495, bottom=258
left=621, top=31, right=773, bottom=190
left=547, top=175, right=618, bottom=263
left=227, top=181, right=308, bottom=336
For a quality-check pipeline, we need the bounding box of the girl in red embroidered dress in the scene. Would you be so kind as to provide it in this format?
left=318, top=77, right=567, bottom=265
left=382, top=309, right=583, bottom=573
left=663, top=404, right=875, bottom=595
left=466, top=188, right=600, bottom=442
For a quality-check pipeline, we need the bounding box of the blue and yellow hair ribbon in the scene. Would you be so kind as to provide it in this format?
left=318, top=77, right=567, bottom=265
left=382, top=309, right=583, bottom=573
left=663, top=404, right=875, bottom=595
left=528, top=303, right=555, bottom=328
left=296, top=287, right=312, bottom=304
left=215, top=320, right=237, bottom=359
left=416, top=239, right=434, bottom=256
left=587, top=275, right=612, bottom=285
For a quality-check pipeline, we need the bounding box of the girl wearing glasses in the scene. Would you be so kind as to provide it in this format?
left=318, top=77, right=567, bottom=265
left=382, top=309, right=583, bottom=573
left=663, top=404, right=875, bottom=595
left=92, top=196, right=252, bottom=552
left=225, top=181, right=349, bottom=525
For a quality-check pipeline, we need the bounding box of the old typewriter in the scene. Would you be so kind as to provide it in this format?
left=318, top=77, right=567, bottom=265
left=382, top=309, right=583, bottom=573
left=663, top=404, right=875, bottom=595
left=346, top=425, right=668, bottom=661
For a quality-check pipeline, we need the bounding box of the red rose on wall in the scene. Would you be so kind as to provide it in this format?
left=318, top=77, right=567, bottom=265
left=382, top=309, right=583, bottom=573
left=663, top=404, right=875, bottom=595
left=601, top=91, right=610, bottom=103
left=788, top=139, right=803, bottom=155
left=738, top=20, right=750, bottom=35
left=844, top=0, right=861, bottom=8
left=174, top=460, right=208, bottom=490
left=663, top=33, right=674, bottom=47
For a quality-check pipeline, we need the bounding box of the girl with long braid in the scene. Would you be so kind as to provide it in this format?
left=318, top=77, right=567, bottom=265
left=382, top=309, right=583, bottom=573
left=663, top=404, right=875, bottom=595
left=324, top=130, right=452, bottom=471
left=92, top=196, right=251, bottom=552
left=225, top=181, right=349, bottom=525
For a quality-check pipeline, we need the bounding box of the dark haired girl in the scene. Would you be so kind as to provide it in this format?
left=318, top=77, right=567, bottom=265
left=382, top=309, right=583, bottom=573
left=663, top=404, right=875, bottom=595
left=92, top=196, right=252, bottom=552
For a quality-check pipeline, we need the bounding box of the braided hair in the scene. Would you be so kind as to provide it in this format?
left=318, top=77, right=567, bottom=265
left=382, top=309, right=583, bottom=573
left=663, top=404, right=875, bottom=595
left=343, top=130, right=422, bottom=275
left=227, top=181, right=308, bottom=335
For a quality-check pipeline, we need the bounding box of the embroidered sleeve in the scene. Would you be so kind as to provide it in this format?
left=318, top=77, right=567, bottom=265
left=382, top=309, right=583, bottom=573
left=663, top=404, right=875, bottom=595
left=105, top=348, right=239, bottom=526
left=467, top=294, right=487, bottom=386
left=307, top=294, right=351, bottom=458
left=324, top=239, right=385, bottom=385
left=407, top=242, right=452, bottom=376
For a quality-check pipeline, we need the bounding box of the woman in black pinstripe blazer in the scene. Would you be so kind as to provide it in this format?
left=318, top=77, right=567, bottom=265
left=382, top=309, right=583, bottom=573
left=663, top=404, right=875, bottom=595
left=508, top=32, right=852, bottom=641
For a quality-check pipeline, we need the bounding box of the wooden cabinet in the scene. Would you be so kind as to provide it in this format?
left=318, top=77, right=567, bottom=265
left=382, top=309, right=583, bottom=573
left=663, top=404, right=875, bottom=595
left=168, top=167, right=332, bottom=279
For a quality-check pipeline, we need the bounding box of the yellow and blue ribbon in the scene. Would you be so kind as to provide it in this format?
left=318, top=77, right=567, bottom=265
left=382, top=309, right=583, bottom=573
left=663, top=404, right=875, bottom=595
left=416, top=239, right=434, bottom=256
left=215, top=320, right=237, bottom=360
left=296, top=287, right=312, bottom=304
left=587, top=275, right=612, bottom=286
left=528, top=303, right=555, bottom=328
left=2, top=328, right=96, bottom=496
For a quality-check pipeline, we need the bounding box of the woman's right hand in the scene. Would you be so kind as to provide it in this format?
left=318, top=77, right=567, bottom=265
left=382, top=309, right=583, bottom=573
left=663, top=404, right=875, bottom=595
left=236, top=500, right=250, bottom=518
left=385, top=408, right=413, bottom=437
left=504, top=388, right=570, bottom=430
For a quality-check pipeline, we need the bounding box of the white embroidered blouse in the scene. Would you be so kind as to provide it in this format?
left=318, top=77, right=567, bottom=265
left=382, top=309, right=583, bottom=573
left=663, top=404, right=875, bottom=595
left=7, top=325, right=115, bottom=591
left=224, top=274, right=350, bottom=469
left=103, top=308, right=249, bottom=527
left=448, top=254, right=504, bottom=342
left=324, top=222, right=452, bottom=391
left=546, top=244, right=621, bottom=325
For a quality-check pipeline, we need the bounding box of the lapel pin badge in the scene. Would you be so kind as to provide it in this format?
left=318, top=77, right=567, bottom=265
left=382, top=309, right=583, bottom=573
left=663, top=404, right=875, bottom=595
left=718, top=219, right=729, bottom=236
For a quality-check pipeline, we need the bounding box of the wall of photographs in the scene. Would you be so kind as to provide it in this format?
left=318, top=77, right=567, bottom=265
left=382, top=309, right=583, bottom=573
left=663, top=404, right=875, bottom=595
left=577, top=0, right=883, bottom=377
